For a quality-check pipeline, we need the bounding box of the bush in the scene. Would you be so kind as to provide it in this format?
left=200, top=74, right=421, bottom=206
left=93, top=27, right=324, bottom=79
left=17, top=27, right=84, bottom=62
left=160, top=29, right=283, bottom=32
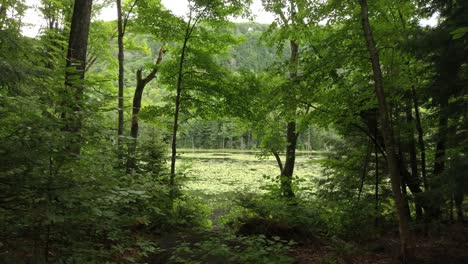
left=169, top=234, right=294, bottom=264
left=221, top=193, right=326, bottom=242
left=0, top=136, right=211, bottom=263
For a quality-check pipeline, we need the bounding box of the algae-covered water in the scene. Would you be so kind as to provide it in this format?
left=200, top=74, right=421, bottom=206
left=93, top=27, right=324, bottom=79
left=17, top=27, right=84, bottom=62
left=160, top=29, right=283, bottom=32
left=177, top=149, right=324, bottom=197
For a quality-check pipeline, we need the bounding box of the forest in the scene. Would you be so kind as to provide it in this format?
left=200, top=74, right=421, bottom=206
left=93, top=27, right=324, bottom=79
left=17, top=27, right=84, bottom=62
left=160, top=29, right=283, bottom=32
left=0, top=0, right=467, bottom=263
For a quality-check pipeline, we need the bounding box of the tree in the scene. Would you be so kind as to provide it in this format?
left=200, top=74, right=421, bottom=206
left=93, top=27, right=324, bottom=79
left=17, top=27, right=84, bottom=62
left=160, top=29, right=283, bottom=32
left=116, top=0, right=138, bottom=150
left=168, top=0, right=251, bottom=185
left=0, top=0, right=26, bottom=31
left=357, top=0, right=412, bottom=260
left=117, top=0, right=125, bottom=147
left=261, top=0, right=316, bottom=197
left=126, top=47, right=165, bottom=172
left=62, top=0, right=93, bottom=155
left=123, top=0, right=176, bottom=172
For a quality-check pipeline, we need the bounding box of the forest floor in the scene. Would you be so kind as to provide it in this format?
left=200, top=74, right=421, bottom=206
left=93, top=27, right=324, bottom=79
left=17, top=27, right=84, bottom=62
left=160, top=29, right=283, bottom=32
left=146, top=223, right=468, bottom=264
left=292, top=224, right=468, bottom=264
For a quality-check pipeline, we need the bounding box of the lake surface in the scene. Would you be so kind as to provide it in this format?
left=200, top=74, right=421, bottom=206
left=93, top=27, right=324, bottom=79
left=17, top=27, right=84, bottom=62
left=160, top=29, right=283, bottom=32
left=177, top=149, right=323, bottom=197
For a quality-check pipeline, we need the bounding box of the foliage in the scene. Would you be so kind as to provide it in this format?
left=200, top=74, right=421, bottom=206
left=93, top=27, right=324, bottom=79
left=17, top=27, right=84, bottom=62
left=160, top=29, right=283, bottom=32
left=170, top=234, right=294, bottom=264
left=222, top=192, right=326, bottom=240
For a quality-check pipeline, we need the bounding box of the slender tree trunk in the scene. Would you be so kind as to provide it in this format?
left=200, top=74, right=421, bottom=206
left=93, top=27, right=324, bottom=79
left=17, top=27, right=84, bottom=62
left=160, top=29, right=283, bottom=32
left=406, top=102, right=419, bottom=186
left=62, top=0, right=93, bottom=156
left=272, top=150, right=283, bottom=175
left=0, top=5, right=6, bottom=28
left=170, top=35, right=189, bottom=185
left=126, top=73, right=144, bottom=173
left=454, top=190, right=464, bottom=222
left=405, top=102, right=423, bottom=220
left=117, top=0, right=125, bottom=148
left=429, top=97, right=449, bottom=218
left=358, top=139, right=372, bottom=201
left=434, top=98, right=448, bottom=179
left=42, top=7, right=63, bottom=70
left=400, top=162, right=424, bottom=220
left=401, top=179, right=412, bottom=221
left=364, top=108, right=425, bottom=219
left=358, top=0, right=412, bottom=260
left=280, top=40, right=299, bottom=198
left=374, top=141, right=380, bottom=228
left=411, top=86, right=428, bottom=190
left=450, top=194, right=454, bottom=223
left=191, top=133, right=195, bottom=149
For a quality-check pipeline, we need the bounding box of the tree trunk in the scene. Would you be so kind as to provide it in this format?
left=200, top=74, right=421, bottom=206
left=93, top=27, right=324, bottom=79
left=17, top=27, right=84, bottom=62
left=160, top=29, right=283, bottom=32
left=272, top=150, right=283, bottom=175
left=434, top=98, right=448, bottom=179
left=400, top=162, right=424, bottom=220
left=126, top=48, right=165, bottom=173
left=62, top=0, right=93, bottom=156
left=358, top=0, right=412, bottom=260
left=281, top=121, right=298, bottom=197
left=130, top=71, right=145, bottom=140
left=280, top=40, right=299, bottom=198
left=170, top=34, right=189, bottom=186
left=364, top=106, right=426, bottom=220
left=411, top=86, right=428, bottom=190
left=406, top=102, right=419, bottom=187
left=405, top=102, right=424, bottom=220
left=117, top=0, right=125, bottom=148
left=374, top=141, right=380, bottom=228
left=454, top=190, right=464, bottom=222
left=191, top=133, right=195, bottom=149
left=429, top=97, right=449, bottom=218
left=0, top=5, right=5, bottom=27
left=401, top=179, right=412, bottom=222
left=358, top=139, right=372, bottom=201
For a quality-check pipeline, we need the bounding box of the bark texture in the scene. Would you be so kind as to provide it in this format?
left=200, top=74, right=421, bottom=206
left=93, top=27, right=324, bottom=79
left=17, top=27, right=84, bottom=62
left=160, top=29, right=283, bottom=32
left=117, top=0, right=125, bottom=147
left=272, top=150, right=284, bottom=174
left=411, top=87, right=428, bottom=190
left=358, top=0, right=412, bottom=261
left=170, top=35, right=189, bottom=186
left=280, top=39, right=299, bottom=198
left=126, top=47, right=165, bottom=173
left=434, top=98, right=449, bottom=180
left=62, top=0, right=93, bottom=155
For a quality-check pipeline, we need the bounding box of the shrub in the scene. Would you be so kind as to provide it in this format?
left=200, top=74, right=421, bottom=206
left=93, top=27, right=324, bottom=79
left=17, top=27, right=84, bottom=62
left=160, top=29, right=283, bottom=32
left=169, top=234, right=294, bottom=264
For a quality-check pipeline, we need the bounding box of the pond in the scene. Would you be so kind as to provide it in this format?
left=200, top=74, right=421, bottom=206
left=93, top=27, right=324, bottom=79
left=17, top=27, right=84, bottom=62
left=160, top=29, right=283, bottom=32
left=177, top=149, right=324, bottom=197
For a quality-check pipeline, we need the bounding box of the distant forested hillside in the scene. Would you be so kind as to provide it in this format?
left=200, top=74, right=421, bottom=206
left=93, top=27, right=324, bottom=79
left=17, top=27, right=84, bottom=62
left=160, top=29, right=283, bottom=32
left=126, top=22, right=280, bottom=72
left=220, top=23, right=278, bottom=71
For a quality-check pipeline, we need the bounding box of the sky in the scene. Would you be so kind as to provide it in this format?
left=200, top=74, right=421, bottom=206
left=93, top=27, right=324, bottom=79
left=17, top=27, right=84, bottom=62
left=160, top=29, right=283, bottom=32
left=22, top=0, right=436, bottom=38
left=96, top=0, right=275, bottom=22
left=22, top=0, right=274, bottom=37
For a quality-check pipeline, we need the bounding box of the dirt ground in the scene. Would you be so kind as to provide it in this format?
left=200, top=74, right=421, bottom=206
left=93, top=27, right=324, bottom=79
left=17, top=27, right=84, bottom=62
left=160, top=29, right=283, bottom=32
left=292, top=223, right=468, bottom=264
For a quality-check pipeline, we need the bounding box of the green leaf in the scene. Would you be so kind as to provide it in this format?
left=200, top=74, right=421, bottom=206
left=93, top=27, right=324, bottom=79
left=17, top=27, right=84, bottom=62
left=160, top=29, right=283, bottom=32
left=450, top=27, right=468, bottom=39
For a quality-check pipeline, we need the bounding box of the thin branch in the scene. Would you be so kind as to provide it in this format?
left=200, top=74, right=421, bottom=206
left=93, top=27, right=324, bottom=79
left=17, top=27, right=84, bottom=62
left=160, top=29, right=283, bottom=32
left=141, top=47, right=166, bottom=85
left=272, top=150, right=284, bottom=174
left=123, top=0, right=139, bottom=35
